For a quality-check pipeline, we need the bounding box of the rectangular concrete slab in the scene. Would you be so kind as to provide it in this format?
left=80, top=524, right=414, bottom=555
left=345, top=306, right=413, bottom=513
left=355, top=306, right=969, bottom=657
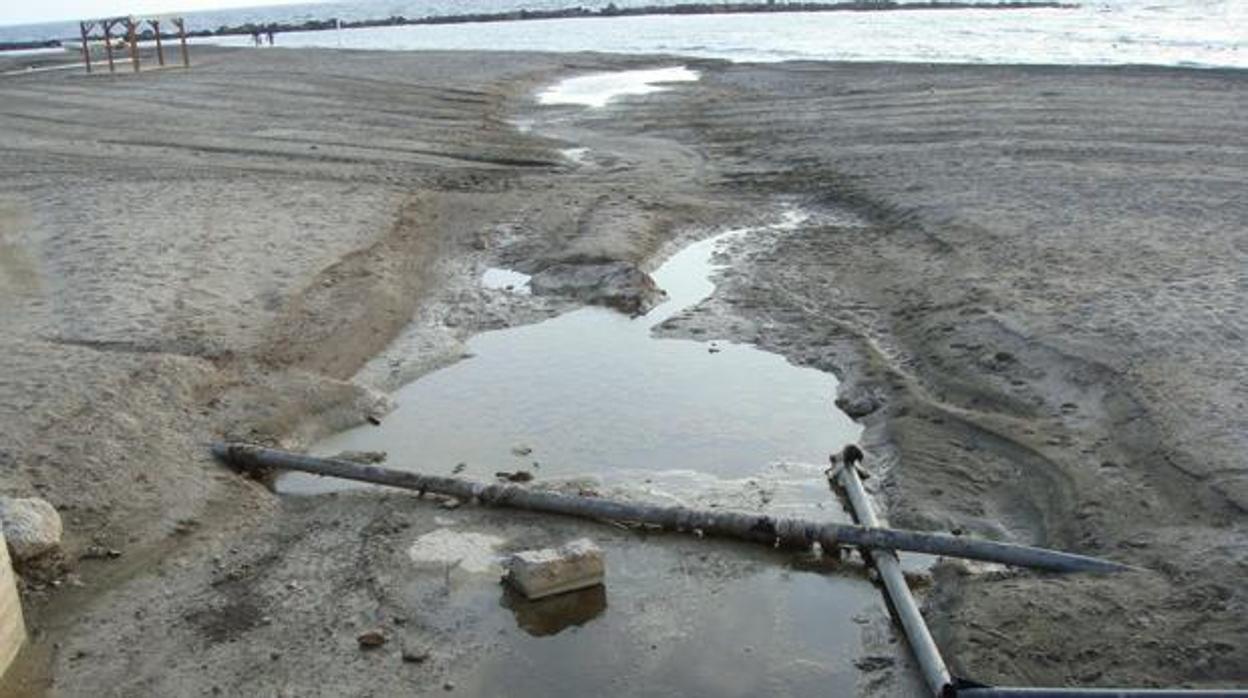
left=506, top=538, right=604, bottom=600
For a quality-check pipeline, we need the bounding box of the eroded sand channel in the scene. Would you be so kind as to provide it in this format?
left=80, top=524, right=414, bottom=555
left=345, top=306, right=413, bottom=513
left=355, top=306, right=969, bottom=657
left=286, top=70, right=890, bottom=696
left=287, top=209, right=887, bottom=695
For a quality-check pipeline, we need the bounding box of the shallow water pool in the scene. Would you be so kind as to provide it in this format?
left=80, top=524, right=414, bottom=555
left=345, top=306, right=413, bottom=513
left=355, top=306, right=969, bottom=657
left=292, top=210, right=861, bottom=507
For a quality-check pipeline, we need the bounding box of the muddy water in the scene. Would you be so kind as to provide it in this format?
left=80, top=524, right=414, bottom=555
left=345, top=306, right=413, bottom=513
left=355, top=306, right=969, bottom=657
left=442, top=537, right=882, bottom=698
left=294, top=211, right=861, bottom=500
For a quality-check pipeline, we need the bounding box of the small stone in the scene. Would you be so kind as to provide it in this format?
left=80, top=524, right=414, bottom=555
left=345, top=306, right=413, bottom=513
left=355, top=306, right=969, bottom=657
left=80, top=546, right=114, bottom=561
left=0, top=497, right=63, bottom=561
left=439, top=498, right=461, bottom=510
left=510, top=446, right=533, bottom=457
left=854, top=655, right=895, bottom=672
left=357, top=630, right=387, bottom=648
left=443, top=681, right=455, bottom=691
left=401, top=646, right=430, bottom=664
left=495, top=471, right=534, bottom=483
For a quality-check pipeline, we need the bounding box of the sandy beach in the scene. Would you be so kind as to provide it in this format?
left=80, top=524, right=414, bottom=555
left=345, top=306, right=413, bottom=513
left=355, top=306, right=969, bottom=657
left=0, top=46, right=1244, bottom=695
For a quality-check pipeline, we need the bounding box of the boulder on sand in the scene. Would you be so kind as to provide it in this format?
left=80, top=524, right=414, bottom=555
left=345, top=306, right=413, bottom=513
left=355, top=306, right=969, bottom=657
left=0, top=497, right=63, bottom=561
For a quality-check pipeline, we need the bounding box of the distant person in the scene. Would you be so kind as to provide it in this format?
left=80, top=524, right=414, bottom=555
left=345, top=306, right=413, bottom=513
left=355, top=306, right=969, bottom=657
left=251, top=30, right=262, bottom=47
left=266, top=29, right=275, bottom=46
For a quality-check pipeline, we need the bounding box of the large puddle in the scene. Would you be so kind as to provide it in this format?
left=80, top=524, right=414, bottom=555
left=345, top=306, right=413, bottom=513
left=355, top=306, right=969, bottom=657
left=537, top=66, right=701, bottom=108
left=294, top=210, right=861, bottom=503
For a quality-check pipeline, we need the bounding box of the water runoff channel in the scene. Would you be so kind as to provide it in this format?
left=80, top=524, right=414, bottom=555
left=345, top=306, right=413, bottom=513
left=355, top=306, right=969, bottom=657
left=289, top=68, right=905, bottom=696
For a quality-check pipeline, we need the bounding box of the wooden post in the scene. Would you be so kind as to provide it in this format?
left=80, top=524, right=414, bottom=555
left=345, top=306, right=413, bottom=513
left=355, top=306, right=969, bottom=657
left=126, top=18, right=140, bottom=73
left=152, top=20, right=165, bottom=67
left=79, top=21, right=93, bottom=74
left=175, top=18, right=190, bottom=68
left=103, top=21, right=116, bottom=74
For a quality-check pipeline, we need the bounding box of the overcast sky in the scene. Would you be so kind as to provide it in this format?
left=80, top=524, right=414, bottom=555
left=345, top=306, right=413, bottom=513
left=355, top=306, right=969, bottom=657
left=2, top=0, right=314, bottom=27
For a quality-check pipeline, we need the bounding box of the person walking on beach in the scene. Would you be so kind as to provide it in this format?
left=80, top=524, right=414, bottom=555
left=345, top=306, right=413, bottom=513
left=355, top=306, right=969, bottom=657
left=266, top=29, right=275, bottom=46
left=251, top=30, right=262, bottom=47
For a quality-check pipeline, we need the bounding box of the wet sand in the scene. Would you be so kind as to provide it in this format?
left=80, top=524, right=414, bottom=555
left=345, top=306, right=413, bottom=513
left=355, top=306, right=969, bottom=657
left=0, top=47, right=1244, bottom=695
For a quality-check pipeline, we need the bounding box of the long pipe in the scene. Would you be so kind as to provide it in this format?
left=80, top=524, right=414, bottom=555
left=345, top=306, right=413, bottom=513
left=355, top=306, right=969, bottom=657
left=835, top=460, right=955, bottom=698
left=833, top=462, right=1248, bottom=698
left=211, top=442, right=1130, bottom=574
left=959, top=689, right=1248, bottom=697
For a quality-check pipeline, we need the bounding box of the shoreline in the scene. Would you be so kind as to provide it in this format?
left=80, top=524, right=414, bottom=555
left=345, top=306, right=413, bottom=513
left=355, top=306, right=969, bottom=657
left=0, top=48, right=1244, bottom=695
left=2, top=1, right=1074, bottom=48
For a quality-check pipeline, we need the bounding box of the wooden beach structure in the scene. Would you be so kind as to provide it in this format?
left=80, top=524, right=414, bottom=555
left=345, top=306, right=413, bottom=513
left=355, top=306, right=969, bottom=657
left=78, top=15, right=190, bottom=75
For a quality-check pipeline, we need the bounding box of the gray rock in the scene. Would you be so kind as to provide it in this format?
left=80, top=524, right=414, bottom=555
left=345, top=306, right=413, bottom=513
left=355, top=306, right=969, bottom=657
left=401, top=644, right=430, bottom=663
left=356, top=629, right=386, bottom=648
left=834, top=389, right=884, bottom=419
left=529, top=261, right=663, bottom=316
left=0, top=497, right=62, bottom=561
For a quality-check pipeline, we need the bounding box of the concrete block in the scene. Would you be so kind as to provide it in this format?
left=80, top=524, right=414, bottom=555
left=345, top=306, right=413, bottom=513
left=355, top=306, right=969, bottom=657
left=0, top=530, right=26, bottom=681
left=505, top=538, right=604, bottom=600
